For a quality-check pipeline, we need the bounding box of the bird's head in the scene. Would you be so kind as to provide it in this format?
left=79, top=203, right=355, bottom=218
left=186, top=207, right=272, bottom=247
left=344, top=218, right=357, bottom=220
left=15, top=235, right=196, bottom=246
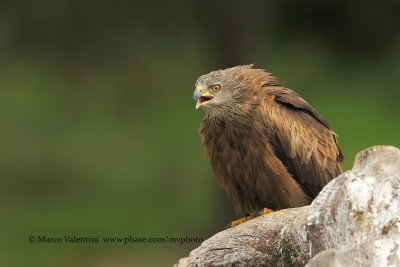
left=193, top=65, right=274, bottom=116
left=193, top=67, right=239, bottom=111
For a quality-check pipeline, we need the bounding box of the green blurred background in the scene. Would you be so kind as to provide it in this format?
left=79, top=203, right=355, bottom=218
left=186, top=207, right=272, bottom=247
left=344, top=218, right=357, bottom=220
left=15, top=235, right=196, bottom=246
left=1, top=1, right=400, bottom=266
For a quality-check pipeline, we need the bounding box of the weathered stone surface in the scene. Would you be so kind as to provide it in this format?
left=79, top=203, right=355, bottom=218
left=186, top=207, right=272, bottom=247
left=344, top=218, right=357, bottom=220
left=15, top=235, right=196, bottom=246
left=174, top=257, right=189, bottom=267
left=175, top=206, right=310, bottom=267
left=305, top=249, right=357, bottom=267
left=307, top=145, right=400, bottom=266
left=175, top=146, right=400, bottom=267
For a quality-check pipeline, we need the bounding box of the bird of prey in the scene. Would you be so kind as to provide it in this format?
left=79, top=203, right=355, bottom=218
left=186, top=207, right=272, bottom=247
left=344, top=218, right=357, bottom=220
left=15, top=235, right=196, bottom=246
left=193, top=65, right=344, bottom=225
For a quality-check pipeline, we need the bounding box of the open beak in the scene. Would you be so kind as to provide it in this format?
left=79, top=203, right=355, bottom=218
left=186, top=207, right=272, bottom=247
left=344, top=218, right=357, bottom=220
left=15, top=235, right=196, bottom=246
left=193, top=89, right=216, bottom=110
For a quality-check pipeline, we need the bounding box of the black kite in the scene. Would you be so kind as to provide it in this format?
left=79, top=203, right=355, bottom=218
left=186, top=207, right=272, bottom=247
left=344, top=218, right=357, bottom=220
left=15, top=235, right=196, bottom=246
left=193, top=65, right=344, bottom=218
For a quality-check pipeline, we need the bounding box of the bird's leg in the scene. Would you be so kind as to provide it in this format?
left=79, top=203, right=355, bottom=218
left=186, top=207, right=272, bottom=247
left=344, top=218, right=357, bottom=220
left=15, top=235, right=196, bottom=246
left=227, top=208, right=275, bottom=228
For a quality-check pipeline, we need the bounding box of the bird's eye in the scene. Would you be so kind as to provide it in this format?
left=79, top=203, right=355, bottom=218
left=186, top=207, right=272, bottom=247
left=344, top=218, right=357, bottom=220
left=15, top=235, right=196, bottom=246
left=212, top=85, right=220, bottom=92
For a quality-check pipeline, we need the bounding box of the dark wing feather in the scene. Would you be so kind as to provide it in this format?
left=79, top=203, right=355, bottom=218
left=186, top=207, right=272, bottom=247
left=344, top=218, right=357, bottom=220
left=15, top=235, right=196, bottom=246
left=274, top=90, right=330, bottom=128
left=258, top=89, right=344, bottom=198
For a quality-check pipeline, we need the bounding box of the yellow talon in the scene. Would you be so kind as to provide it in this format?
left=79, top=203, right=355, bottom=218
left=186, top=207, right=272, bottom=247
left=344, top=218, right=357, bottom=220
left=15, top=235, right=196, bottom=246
left=227, top=208, right=275, bottom=228
left=228, top=213, right=256, bottom=228
left=230, top=217, right=248, bottom=227
left=259, top=207, right=274, bottom=215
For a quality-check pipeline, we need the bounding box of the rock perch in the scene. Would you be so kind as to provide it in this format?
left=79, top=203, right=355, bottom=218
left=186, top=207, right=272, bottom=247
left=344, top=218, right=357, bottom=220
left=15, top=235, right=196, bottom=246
left=175, top=146, right=400, bottom=267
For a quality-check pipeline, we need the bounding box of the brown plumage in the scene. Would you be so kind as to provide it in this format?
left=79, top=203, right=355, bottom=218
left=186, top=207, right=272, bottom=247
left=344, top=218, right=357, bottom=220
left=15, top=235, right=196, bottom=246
left=193, top=65, right=344, bottom=214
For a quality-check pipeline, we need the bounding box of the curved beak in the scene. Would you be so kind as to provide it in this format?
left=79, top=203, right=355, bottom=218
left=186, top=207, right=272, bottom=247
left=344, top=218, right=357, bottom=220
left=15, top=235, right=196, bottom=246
left=193, top=89, right=202, bottom=103
left=193, top=88, right=216, bottom=110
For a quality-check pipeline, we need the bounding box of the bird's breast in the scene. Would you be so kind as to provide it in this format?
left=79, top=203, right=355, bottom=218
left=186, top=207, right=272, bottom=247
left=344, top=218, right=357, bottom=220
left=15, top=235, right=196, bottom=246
left=202, top=121, right=266, bottom=188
